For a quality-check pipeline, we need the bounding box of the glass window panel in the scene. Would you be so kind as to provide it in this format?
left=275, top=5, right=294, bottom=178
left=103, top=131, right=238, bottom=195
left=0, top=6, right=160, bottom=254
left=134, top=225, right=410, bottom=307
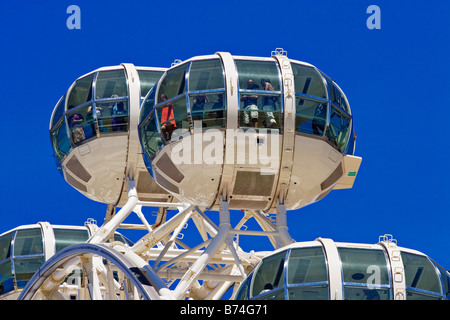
left=140, top=85, right=157, bottom=122
left=111, top=233, right=134, bottom=246
left=94, top=99, right=129, bottom=134
left=158, top=64, right=188, bottom=102
left=138, top=70, right=164, bottom=98
left=287, top=247, right=328, bottom=285
left=156, top=97, right=189, bottom=142
left=235, top=274, right=252, bottom=300
left=295, top=97, right=327, bottom=136
left=0, top=260, right=14, bottom=294
left=51, top=95, right=66, bottom=129
left=66, top=103, right=96, bottom=144
left=67, top=74, right=94, bottom=109
left=235, top=60, right=281, bottom=92
left=327, top=107, right=351, bottom=152
left=14, top=256, right=45, bottom=287
left=321, top=73, right=350, bottom=113
left=95, top=70, right=127, bottom=99
left=53, top=228, right=89, bottom=253
left=402, top=252, right=442, bottom=296
left=140, top=110, right=163, bottom=161
left=434, top=262, right=450, bottom=299
left=236, top=60, right=281, bottom=129
left=345, top=126, right=356, bottom=155
left=338, top=248, right=390, bottom=286
left=188, top=59, right=224, bottom=91
left=13, top=229, right=43, bottom=256
left=343, top=287, right=390, bottom=300
left=406, top=291, right=442, bottom=300
left=51, top=119, right=70, bottom=160
left=0, top=232, right=13, bottom=261
left=189, top=92, right=226, bottom=129
left=239, top=92, right=282, bottom=129
left=288, top=285, right=328, bottom=300
left=251, top=251, right=286, bottom=298
left=292, top=64, right=326, bottom=99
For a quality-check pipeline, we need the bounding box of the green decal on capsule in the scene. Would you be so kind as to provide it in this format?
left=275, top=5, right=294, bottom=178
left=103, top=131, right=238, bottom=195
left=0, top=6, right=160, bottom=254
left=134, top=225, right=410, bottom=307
left=348, top=171, right=356, bottom=177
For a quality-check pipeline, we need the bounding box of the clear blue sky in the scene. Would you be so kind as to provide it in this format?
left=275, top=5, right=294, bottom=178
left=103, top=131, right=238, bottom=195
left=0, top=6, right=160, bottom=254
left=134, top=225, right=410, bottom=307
left=0, top=0, right=449, bottom=270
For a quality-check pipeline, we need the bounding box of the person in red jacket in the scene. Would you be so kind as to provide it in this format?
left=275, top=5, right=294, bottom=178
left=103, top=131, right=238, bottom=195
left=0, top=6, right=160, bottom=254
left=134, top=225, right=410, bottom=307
left=159, top=94, right=177, bottom=141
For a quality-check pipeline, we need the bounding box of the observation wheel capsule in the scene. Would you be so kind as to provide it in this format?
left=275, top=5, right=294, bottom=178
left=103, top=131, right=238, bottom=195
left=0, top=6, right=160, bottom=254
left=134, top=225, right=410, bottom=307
left=49, top=64, right=172, bottom=206
left=139, top=52, right=362, bottom=212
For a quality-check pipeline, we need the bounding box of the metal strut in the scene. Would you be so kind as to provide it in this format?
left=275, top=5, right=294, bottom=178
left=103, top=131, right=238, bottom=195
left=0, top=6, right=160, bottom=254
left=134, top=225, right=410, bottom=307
left=171, top=196, right=232, bottom=300
left=88, top=177, right=138, bottom=244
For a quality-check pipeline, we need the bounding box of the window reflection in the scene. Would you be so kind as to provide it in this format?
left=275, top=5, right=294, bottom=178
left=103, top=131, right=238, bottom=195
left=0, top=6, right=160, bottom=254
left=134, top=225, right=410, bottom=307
left=321, top=73, right=350, bottom=114
left=137, top=70, right=164, bottom=98
left=0, top=260, right=13, bottom=295
left=327, top=106, right=351, bottom=153
left=291, top=64, right=326, bottom=99
left=13, top=228, right=45, bottom=288
left=188, top=59, right=224, bottom=91
left=156, top=97, right=189, bottom=142
left=338, top=247, right=390, bottom=300
left=53, top=228, right=89, bottom=253
left=235, top=60, right=282, bottom=129
left=51, top=119, right=70, bottom=161
left=51, top=95, right=66, bottom=129
left=189, top=93, right=226, bottom=128
left=66, top=104, right=95, bottom=145
left=67, top=74, right=94, bottom=109
left=402, top=252, right=443, bottom=299
left=95, top=70, right=127, bottom=99
left=251, top=251, right=286, bottom=298
left=158, top=64, right=188, bottom=102
left=295, top=97, right=327, bottom=136
left=140, top=110, right=162, bottom=161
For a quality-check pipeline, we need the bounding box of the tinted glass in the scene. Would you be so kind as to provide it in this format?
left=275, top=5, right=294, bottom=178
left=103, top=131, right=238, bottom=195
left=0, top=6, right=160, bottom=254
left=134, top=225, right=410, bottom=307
left=138, top=70, right=164, bottom=98
left=235, top=60, right=280, bottom=91
left=189, top=92, right=226, bottom=128
left=95, top=69, right=127, bottom=99
left=338, top=247, right=390, bottom=300
left=327, top=106, right=351, bottom=152
left=53, top=228, right=89, bottom=252
left=51, top=119, right=71, bottom=160
left=66, top=103, right=95, bottom=144
left=0, top=232, right=13, bottom=261
left=287, top=247, right=327, bottom=284
left=0, top=260, right=14, bottom=294
left=140, top=110, right=163, bottom=160
left=51, top=95, right=66, bottom=129
left=188, top=59, right=224, bottom=91
left=13, top=228, right=43, bottom=256
left=251, top=251, right=286, bottom=298
left=67, top=74, right=94, bottom=109
left=14, top=257, right=45, bottom=286
left=156, top=97, right=189, bottom=143
left=402, top=252, right=442, bottom=299
left=295, top=97, right=327, bottom=136
left=235, top=60, right=282, bottom=129
left=158, top=64, right=188, bottom=101
left=292, top=64, right=326, bottom=99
